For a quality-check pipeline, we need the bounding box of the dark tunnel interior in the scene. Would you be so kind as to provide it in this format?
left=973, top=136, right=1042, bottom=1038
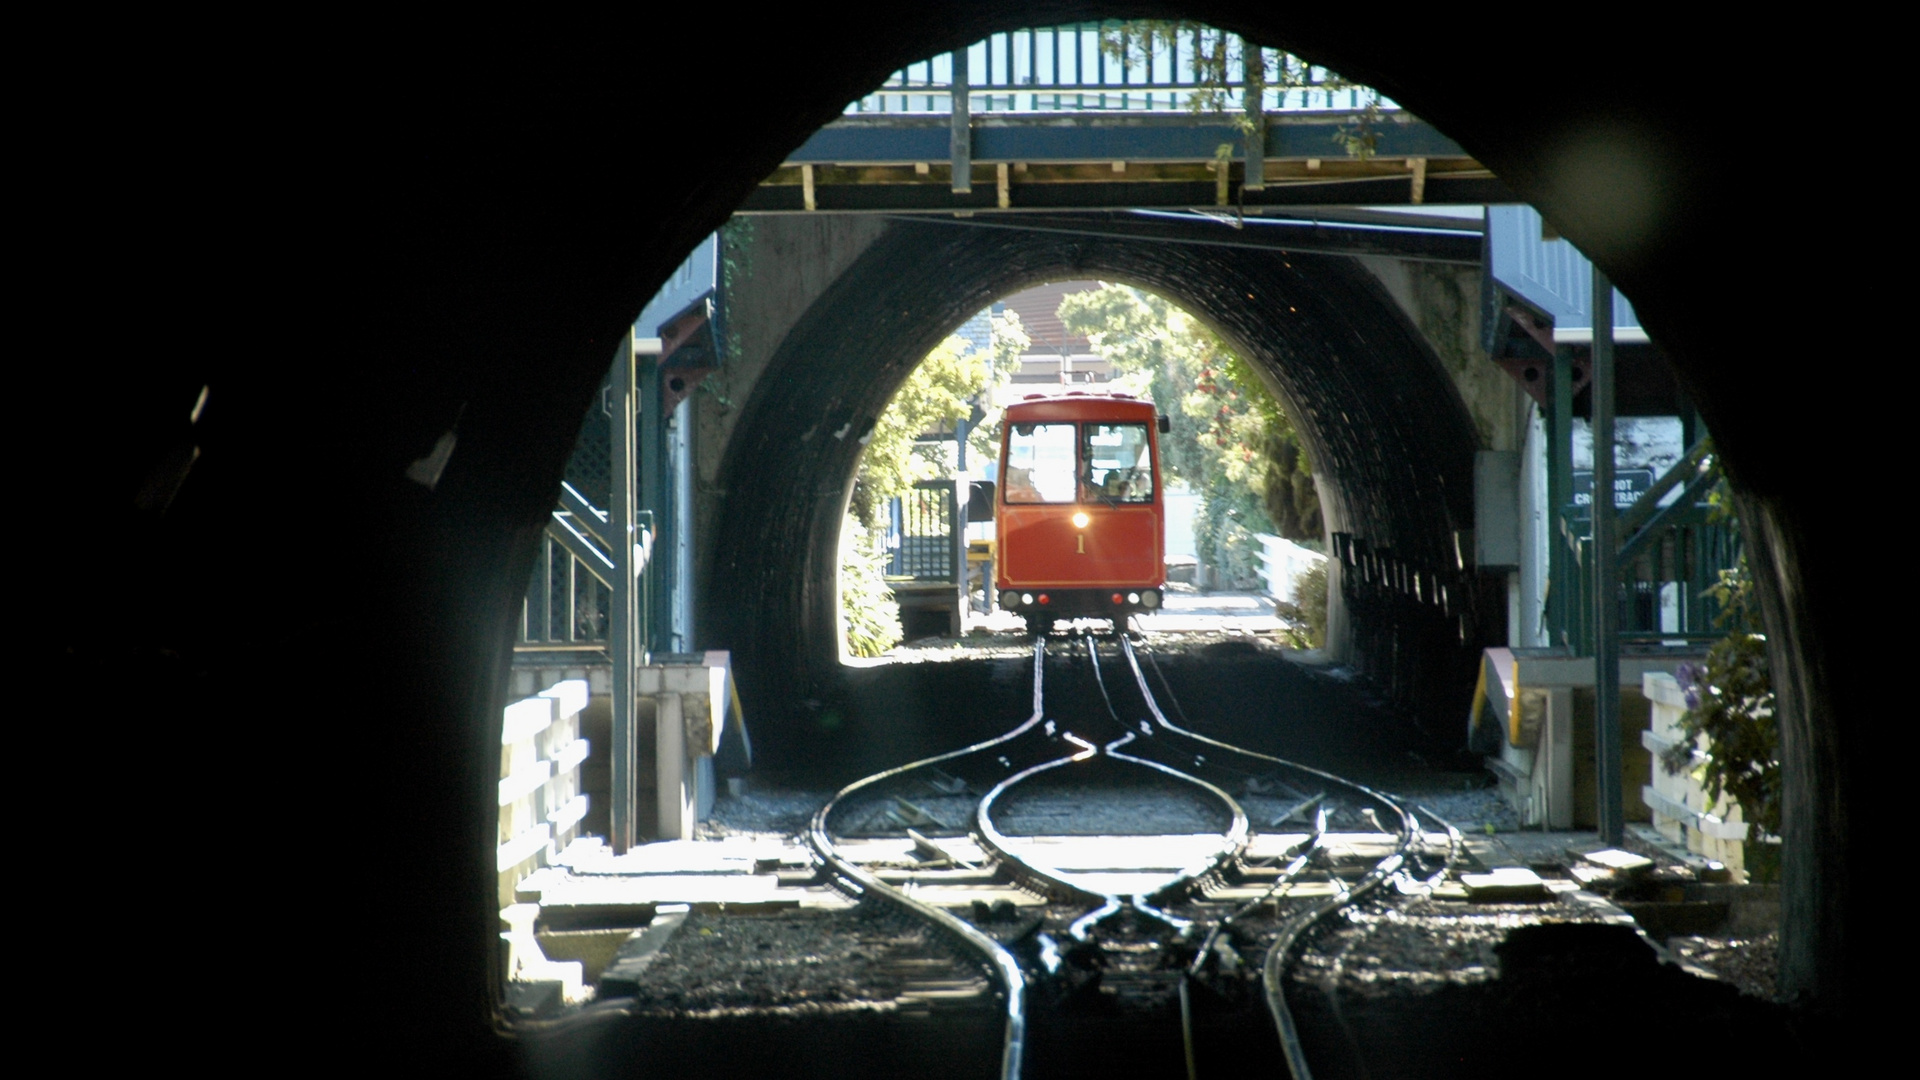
left=43, top=8, right=1888, bottom=1074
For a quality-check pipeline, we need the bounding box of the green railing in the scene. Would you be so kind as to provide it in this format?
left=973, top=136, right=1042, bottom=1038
left=1547, top=441, right=1740, bottom=653
left=850, top=24, right=1394, bottom=115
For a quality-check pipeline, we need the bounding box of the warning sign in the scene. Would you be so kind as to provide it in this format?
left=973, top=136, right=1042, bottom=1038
left=1571, top=468, right=1652, bottom=517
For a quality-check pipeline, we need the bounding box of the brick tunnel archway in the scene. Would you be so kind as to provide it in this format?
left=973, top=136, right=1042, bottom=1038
left=706, top=219, right=1500, bottom=749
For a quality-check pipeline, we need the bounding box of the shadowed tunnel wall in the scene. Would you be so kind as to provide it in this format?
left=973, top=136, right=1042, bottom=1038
left=50, top=10, right=1879, bottom=1073
left=705, top=219, right=1501, bottom=756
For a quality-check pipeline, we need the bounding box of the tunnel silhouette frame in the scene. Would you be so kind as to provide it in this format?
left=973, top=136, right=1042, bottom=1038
left=57, top=8, right=1867, bottom=1070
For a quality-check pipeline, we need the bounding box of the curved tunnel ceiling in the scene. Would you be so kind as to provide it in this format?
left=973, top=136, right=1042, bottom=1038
left=706, top=219, right=1487, bottom=716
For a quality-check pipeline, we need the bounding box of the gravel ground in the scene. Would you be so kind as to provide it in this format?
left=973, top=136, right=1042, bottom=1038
left=700, top=788, right=830, bottom=836
left=991, top=766, right=1232, bottom=835
left=699, top=770, right=1521, bottom=840
left=1388, top=783, right=1525, bottom=833
left=1668, top=931, right=1780, bottom=1001
left=1290, top=892, right=1599, bottom=998
left=626, top=903, right=985, bottom=1015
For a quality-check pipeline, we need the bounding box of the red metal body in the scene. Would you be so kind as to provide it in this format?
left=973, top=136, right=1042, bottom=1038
left=995, top=393, right=1164, bottom=622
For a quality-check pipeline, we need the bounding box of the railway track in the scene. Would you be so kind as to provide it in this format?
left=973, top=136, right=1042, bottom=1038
left=807, top=631, right=1462, bottom=1079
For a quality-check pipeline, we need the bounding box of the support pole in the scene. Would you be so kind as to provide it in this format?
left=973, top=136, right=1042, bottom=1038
left=1242, top=42, right=1265, bottom=191
left=638, top=348, right=669, bottom=653
left=1547, top=348, right=1574, bottom=646
left=1592, top=270, right=1623, bottom=845
left=950, top=49, right=972, bottom=194
left=608, top=335, right=639, bottom=853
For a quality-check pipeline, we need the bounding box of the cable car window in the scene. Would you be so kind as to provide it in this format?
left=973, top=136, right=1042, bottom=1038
left=1083, top=423, right=1155, bottom=503
left=1003, top=423, right=1077, bottom=503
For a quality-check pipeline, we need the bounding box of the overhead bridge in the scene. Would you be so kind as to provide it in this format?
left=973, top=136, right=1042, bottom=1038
left=742, top=24, right=1508, bottom=214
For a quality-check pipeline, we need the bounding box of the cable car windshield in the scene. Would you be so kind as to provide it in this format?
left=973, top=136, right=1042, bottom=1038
left=1003, top=422, right=1077, bottom=503
left=1083, top=422, right=1154, bottom=503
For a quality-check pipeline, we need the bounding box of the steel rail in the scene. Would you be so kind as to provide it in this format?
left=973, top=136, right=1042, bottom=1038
left=968, top=636, right=1251, bottom=943
left=973, top=731, right=1114, bottom=923
left=806, top=637, right=1053, bottom=1080
left=1117, top=635, right=1420, bottom=1080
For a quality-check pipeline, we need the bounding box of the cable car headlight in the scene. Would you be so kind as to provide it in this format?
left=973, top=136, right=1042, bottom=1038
left=1141, top=589, right=1162, bottom=610
left=1000, top=590, right=1019, bottom=609
left=1071, top=512, right=1090, bottom=529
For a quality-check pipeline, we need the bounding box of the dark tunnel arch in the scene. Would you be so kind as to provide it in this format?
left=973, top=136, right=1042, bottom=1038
left=55, top=11, right=1882, bottom=1072
left=705, top=219, right=1501, bottom=752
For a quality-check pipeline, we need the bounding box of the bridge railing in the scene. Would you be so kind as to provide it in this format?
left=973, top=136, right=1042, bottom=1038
left=887, top=480, right=960, bottom=581
left=849, top=24, right=1398, bottom=116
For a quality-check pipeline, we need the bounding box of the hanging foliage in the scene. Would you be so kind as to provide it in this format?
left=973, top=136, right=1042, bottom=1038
left=1057, top=284, right=1321, bottom=589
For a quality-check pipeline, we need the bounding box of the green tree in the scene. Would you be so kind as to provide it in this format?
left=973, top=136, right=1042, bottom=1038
left=1274, top=558, right=1328, bottom=649
left=838, top=516, right=901, bottom=659
left=1057, top=284, right=1320, bottom=588
left=840, top=312, right=1027, bottom=656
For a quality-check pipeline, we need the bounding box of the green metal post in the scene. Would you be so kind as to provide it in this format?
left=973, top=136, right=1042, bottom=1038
left=1547, top=348, right=1574, bottom=647
left=1592, top=271, right=1623, bottom=845
left=950, top=49, right=971, bottom=194
left=637, top=351, right=668, bottom=654
left=608, top=335, right=638, bottom=853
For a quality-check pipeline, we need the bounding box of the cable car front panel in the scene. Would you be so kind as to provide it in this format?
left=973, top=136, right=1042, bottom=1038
left=995, top=394, right=1165, bottom=628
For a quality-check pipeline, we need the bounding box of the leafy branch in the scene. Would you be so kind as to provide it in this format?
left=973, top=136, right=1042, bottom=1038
left=1660, top=550, right=1781, bottom=842
left=1096, top=20, right=1381, bottom=157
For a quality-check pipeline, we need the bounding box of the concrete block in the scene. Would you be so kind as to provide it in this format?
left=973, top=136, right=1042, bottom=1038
left=1569, top=865, right=1617, bottom=888
left=1580, top=848, right=1654, bottom=877
left=500, top=931, right=586, bottom=1003
left=501, top=903, right=541, bottom=934
left=598, top=906, right=689, bottom=997
left=1643, top=671, right=1686, bottom=710
left=549, top=793, right=589, bottom=831
left=504, top=979, right=565, bottom=1018
left=683, top=692, right=715, bottom=758
left=541, top=678, right=590, bottom=721
left=513, top=866, right=569, bottom=903
left=537, top=927, right=635, bottom=983
left=637, top=668, right=661, bottom=694
left=498, top=822, right=552, bottom=872
left=499, top=759, right=553, bottom=806
left=503, top=696, right=557, bottom=745
left=553, top=737, right=591, bottom=775
left=1460, top=867, right=1552, bottom=902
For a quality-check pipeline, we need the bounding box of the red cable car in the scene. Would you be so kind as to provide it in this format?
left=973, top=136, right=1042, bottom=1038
left=995, top=392, right=1168, bottom=635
